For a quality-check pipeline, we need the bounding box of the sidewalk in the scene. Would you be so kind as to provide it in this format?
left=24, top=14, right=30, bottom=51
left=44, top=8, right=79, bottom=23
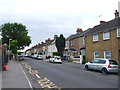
left=2, top=59, right=32, bottom=89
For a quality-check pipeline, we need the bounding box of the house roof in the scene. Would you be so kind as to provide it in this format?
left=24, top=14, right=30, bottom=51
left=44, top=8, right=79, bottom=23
left=85, top=17, right=120, bottom=36
left=69, top=29, right=91, bottom=40
left=66, top=34, right=76, bottom=41
left=44, top=39, right=54, bottom=46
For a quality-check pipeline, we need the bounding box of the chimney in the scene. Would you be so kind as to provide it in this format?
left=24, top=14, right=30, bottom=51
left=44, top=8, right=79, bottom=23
left=114, top=10, right=119, bottom=18
left=54, top=35, right=58, bottom=39
left=48, top=38, right=51, bottom=41
left=41, top=42, right=44, bottom=44
left=76, top=28, right=82, bottom=33
left=100, top=21, right=106, bottom=24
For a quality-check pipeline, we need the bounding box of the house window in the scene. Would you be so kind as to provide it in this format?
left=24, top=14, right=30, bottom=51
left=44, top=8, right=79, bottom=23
left=104, top=51, right=111, bottom=59
left=94, top=51, right=99, bottom=59
left=117, top=28, right=120, bottom=37
left=93, top=34, right=98, bottom=42
left=83, top=36, right=85, bottom=44
left=72, top=41, right=74, bottom=46
left=70, top=41, right=74, bottom=46
left=103, top=32, right=110, bottom=40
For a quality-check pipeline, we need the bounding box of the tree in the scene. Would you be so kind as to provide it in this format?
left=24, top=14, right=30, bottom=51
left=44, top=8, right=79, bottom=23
left=1, top=22, right=31, bottom=50
left=55, top=34, right=65, bottom=57
left=10, top=40, right=18, bottom=54
left=10, top=40, right=18, bottom=60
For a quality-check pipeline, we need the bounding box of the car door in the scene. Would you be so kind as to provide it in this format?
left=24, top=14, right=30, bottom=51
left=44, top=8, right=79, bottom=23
left=89, top=59, right=99, bottom=70
left=96, top=59, right=106, bottom=70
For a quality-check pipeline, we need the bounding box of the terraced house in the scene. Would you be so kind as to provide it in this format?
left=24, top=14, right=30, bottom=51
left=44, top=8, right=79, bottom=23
left=85, top=10, right=120, bottom=64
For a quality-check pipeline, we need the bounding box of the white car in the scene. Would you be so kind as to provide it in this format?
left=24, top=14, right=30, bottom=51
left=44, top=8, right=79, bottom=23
left=84, top=58, right=119, bottom=74
left=37, top=55, right=43, bottom=60
left=49, top=56, right=62, bottom=64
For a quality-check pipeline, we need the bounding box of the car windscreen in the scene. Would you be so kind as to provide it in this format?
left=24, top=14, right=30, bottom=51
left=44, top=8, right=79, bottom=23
left=109, top=60, right=118, bottom=65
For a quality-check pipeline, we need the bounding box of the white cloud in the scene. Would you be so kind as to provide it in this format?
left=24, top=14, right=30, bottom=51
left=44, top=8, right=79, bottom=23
left=0, top=0, right=119, bottom=51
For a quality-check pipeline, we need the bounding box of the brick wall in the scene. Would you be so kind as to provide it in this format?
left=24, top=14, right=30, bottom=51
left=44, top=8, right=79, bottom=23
left=86, top=29, right=119, bottom=63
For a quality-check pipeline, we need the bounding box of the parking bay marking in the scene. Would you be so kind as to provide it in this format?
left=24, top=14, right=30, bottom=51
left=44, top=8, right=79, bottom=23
left=35, top=74, right=41, bottom=79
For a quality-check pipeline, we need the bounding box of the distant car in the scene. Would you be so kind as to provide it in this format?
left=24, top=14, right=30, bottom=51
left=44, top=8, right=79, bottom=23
left=33, top=54, right=38, bottom=59
left=84, top=58, right=119, bottom=74
left=18, top=55, right=24, bottom=61
left=36, top=55, right=43, bottom=60
left=49, top=56, right=62, bottom=64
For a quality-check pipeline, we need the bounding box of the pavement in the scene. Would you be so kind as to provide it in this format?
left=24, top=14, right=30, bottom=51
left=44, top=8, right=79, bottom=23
left=2, top=59, right=32, bottom=89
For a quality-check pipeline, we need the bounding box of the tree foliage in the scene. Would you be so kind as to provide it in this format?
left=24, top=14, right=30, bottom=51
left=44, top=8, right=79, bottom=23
left=10, top=40, right=18, bottom=54
left=53, top=52, right=60, bottom=56
left=55, top=34, right=65, bottom=57
left=1, top=22, right=31, bottom=50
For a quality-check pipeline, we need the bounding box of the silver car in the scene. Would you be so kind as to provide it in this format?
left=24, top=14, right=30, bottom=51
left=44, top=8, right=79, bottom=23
left=84, top=58, right=119, bottom=74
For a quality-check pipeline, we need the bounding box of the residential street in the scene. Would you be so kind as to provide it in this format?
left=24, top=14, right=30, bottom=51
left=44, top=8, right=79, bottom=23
left=20, top=57, right=119, bottom=88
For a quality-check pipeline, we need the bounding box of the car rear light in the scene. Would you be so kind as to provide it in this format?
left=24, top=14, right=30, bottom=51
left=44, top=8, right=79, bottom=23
left=108, top=64, right=112, bottom=68
left=54, top=58, right=56, bottom=60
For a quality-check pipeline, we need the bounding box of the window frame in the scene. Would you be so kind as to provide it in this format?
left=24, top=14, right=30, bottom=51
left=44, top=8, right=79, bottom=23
left=103, top=32, right=110, bottom=40
left=94, top=51, right=99, bottom=59
left=83, top=36, right=85, bottom=44
left=93, top=34, right=98, bottom=42
left=104, top=50, right=111, bottom=59
left=117, top=27, right=120, bottom=37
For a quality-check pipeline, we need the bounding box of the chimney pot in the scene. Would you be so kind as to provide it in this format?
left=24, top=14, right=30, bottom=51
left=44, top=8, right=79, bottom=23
left=76, top=28, right=82, bottom=33
left=114, top=10, right=119, bottom=18
left=54, top=35, right=58, bottom=39
left=100, top=21, right=106, bottom=24
left=48, top=38, right=51, bottom=41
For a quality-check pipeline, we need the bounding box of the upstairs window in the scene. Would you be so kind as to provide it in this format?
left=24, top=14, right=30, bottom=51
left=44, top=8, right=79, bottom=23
left=82, top=36, right=85, bottom=44
left=103, top=32, right=110, bottom=40
left=93, top=34, right=98, bottom=42
left=117, top=28, right=120, bottom=37
left=70, top=41, right=74, bottom=46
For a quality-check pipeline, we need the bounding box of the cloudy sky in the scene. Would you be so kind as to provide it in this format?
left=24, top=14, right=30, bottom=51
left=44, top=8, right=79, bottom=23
left=0, top=0, right=119, bottom=51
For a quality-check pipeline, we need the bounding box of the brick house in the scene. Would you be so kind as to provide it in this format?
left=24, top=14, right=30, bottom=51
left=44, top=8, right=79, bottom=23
left=64, top=28, right=90, bottom=63
left=85, top=10, right=120, bottom=64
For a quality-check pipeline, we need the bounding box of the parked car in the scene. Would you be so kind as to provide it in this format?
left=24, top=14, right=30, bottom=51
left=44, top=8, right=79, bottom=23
left=33, top=54, right=38, bottom=59
left=18, top=55, right=24, bottom=61
left=49, top=56, right=62, bottom=64
left=84, top=58, right=119, bottom=74
left=36, top=55, right=43, bottom=60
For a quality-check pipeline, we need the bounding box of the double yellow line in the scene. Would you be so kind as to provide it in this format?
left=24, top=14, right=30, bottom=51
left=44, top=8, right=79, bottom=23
left=22, top=61, right=60, bottom=89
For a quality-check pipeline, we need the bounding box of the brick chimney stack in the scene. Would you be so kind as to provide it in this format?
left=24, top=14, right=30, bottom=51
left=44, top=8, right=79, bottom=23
left=48, top=38, right=51, bottom=41
left=114, top=10, right=119, bottom=18
left=100, top=21, right=106, bottom=24
left=41, top=42, right=44, bottom=44
left=76, top=28, right=82, bottom=33
left=54, top=35, right=58, bottom=39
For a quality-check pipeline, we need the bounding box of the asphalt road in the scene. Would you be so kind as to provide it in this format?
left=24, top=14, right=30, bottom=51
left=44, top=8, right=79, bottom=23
left=20, top=57, right=119, bottom=88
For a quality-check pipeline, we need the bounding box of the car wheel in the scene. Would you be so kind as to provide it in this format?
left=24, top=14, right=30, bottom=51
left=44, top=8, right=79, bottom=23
left=85, top=65, right=89, bottom=70
left=102, top=68, right=108, bottom=74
